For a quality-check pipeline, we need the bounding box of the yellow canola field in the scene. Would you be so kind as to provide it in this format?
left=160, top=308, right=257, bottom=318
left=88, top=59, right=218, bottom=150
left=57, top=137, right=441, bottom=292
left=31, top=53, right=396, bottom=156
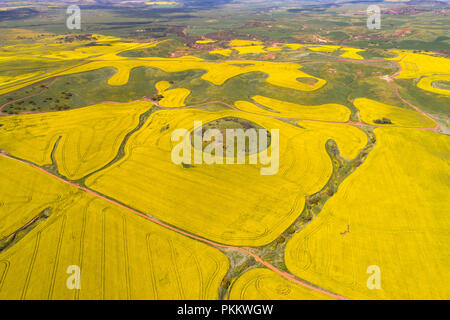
left=1, top=37, right=326, bottom=95
left=209, top=49, right=233, bottom=57
left=0, top=6, right=33, bottom=11
left=354, top=98, right=435, bottom=128
left=232, top=46, right=267, bottom=55
left=388, top=50, right=450, bottom=79
left=296, top=121, right=367, bottom=160
left=307, top=45, right=340, bottom=53
left=0, top=157, right=228, bottom=300
left=0, top=157, right=75, bottom=240
left=85, top=108, right=366, bottom=246
left=230, top=268, right=333, bottom=300
left=283, top=43, right=304, bottom=50
left=284, top=45, right=364, bottom=58
left=1, top=35, right=156, bottom=63
left=229, top=40, right=263, bottom=46
left=41, top=44, right=131, bottom=61
left=91, top=34, right=122, bottom=42
left=0, top=72, right=43, bottom=87
left=49, top=57, right=326, bottom=92
left=159, top=88, right=191, bottom=108
left=417, top=74, right=450, bottom=96
left=340, top=48, right=365, bottom=60
left=0, top=28, right=52, bottom=41
left=235, top=95, right=351, bottom=122
left=0, top=36, right=162, bottom=95
left=0, top=64, right=79, bottom=96
left=155, top=80, right=171, bottom=93
left=285, top=128, right=450, bottom=299
left=0, top=101, right=152, bottom=181
left=196, top=40, right=216, bottom=44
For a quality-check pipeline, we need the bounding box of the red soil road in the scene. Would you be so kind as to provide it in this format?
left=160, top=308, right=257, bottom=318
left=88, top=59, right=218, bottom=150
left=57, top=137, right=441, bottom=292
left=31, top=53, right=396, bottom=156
left=0, top=150, right=349, bottom=300
left=386, top=58, right=441, bottom=132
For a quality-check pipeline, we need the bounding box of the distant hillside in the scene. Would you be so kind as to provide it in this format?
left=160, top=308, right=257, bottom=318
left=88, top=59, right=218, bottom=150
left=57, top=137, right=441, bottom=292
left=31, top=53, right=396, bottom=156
left=0, top=8, right=39, bottom=22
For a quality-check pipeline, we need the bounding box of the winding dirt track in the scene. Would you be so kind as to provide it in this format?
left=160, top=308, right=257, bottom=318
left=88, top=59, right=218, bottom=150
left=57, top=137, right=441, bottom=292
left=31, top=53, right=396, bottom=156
left=0, top=150, right=349, bottom=300
left=386, top=59, right=441, bottom=132
left=0, top=77, right=59, bottom=114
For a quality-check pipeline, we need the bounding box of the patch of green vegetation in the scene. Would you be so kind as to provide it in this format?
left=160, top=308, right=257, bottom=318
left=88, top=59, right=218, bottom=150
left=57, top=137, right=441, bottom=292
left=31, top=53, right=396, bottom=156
left=181, top=162, right=195, bottom=168
left=195, top=103, right=230, bottom=112
left=359, top=49, right=398, bottom=60
left=395, top=78, right=450, bottom=114
left=160, top=58, right=403, bottom=122
left=327, top=31, right=350, bottom=42
left=1, top=67, right=207, bottom=113
left=432, top=81, right=450, bottom=91
left=297, top=60, right=403, bottom=110
left=190, top=116, right=271, bottom=156
left=347, top=39, right=450, bottom=53
left=118, top=39, right=185, bottom=58
left=0, top=208, right=50, bottom=253
left=373, top=117, right=393, bottom=125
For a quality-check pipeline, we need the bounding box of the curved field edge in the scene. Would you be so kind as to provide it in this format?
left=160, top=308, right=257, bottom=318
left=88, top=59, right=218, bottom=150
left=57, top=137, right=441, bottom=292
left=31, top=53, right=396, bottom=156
left=1, top=57, right=327, bottom=97
left=417, top=75, right=450, bottom=97
left=0, top=101, right=152, bottom=181
left=85, top=108, right=367, bottom=247
left=229, top=268, right=333, bottom=300
left=234, top=95, right=351, bottom=122
left=285, top=127, right=450, bottom=299
left=354, top=98, right=436, bottom=128
left=0, top=156, right=228, bottom=300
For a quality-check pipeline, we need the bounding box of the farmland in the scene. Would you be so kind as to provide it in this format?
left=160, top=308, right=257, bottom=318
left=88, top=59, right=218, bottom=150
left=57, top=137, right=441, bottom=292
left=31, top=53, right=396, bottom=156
left=83, top=107, right=367, bottom=246
left=285, top=128, right=450, bottom=299
left=0, top=0, right=449, bottom=302
left=234, top=95, right=351, bottom=122
left=0, top=156, right=228, bottom=300
left=229, top=268, right=332, bottom=300
left=354, top=98, right=436, bottom=128
left=0, top=101, right=152, bottom=180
